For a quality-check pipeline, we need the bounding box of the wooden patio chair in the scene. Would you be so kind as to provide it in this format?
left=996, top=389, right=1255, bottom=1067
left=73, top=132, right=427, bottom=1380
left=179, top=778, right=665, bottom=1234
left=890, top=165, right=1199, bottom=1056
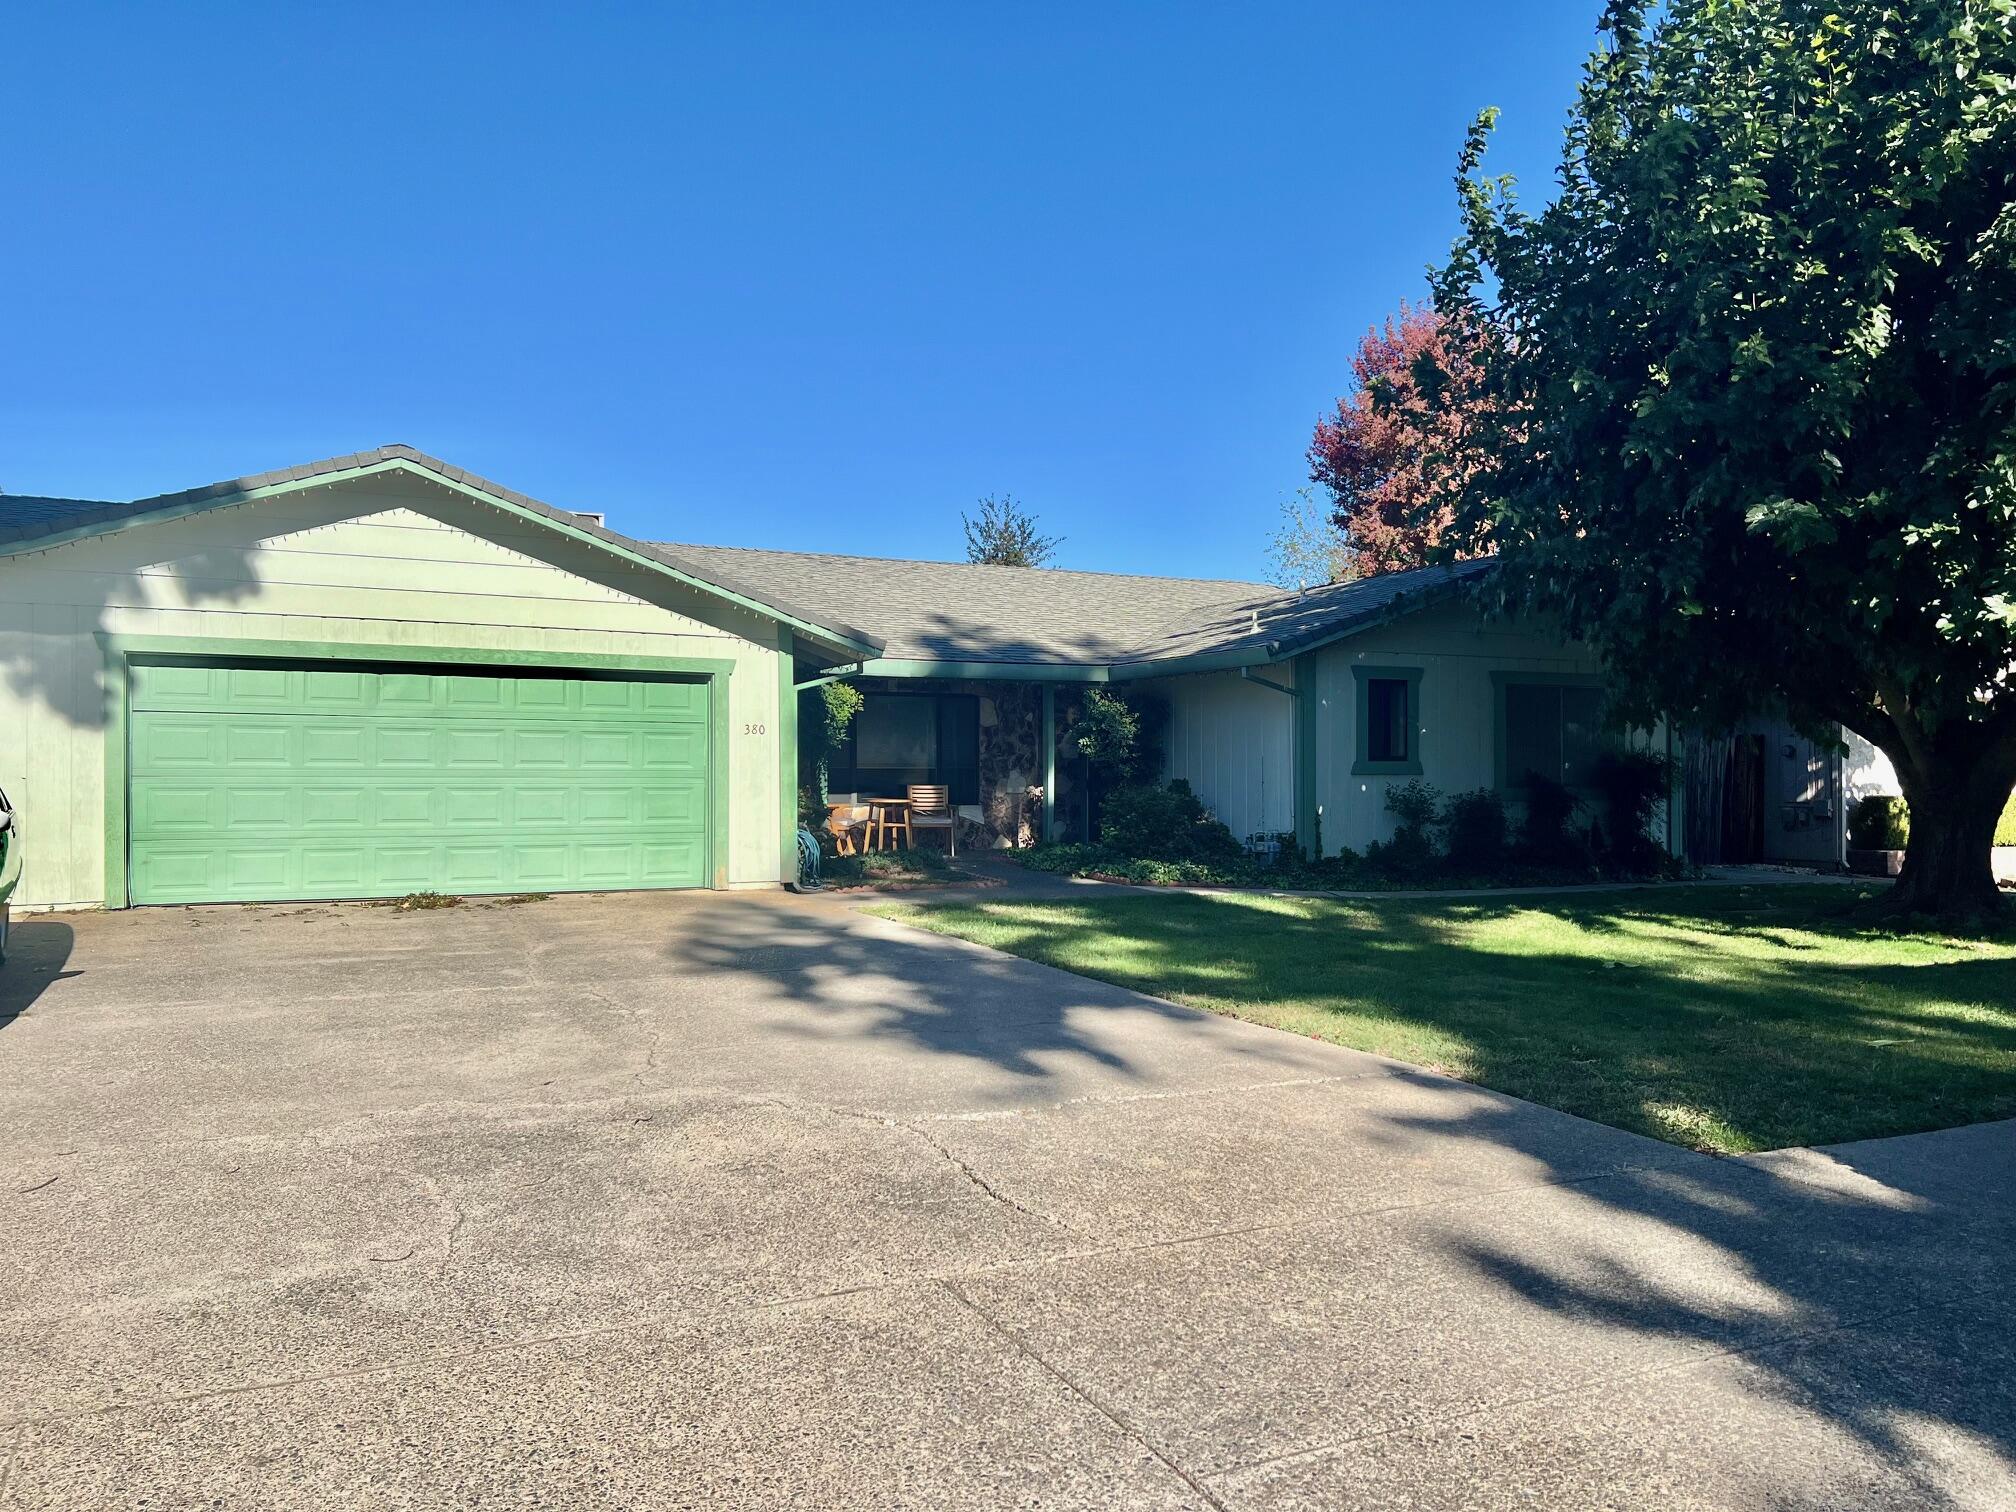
left=907, top=784, right=955, bottom=857
left=824, top=797, right=872, bottom=856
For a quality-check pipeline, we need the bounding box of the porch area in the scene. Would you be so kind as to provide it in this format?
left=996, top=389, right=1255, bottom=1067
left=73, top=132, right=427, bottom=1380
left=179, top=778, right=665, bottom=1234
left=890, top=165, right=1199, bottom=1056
left=799, top=675, right=1095, bottom=855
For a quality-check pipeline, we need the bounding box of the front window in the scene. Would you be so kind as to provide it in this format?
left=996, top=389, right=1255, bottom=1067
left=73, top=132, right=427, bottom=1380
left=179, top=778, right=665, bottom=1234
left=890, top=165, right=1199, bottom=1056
left=1365, top=677, right=1411, bottom=764
left=1351, top=666, right=1423, bottom=775
left=831, top=692, right=980, bottom=803
left=1501, top=681, right=1606, bottom=789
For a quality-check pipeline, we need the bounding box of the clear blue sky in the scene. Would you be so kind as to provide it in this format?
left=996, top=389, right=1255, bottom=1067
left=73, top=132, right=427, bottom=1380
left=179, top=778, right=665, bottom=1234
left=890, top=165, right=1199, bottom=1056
left=2, top=3, right=1599, bottom=580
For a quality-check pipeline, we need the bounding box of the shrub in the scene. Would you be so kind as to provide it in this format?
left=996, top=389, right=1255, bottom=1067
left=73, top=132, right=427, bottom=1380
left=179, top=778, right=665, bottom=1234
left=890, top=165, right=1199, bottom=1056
left=1998, top=787, right=2016, bottom=847
left=1849, top=795, right=1910, bottom=851
left=1370, top=779, right=1442, bottom=878
left=1441, top=788, right=1508, bottom=872
left=1591, top=751, right=1672, bottom=875
left=1516, top=776, right=1584, bottom=866
left=1098, top=779, right=1242, bottom=863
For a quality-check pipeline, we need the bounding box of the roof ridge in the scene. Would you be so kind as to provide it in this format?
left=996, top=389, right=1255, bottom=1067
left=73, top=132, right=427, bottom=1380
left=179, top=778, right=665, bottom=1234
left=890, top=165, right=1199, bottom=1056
left=657, top=539, right=1271, bottom=592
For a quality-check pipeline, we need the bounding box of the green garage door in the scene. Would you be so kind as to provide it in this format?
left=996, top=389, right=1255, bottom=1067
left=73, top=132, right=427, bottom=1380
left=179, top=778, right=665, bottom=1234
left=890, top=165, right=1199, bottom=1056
left=128, top=661, right=711, bottom=904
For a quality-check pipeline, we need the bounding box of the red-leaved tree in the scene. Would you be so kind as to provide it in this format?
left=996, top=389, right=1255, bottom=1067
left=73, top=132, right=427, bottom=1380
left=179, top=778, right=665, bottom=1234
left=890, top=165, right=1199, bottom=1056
left=1308, top=303, right=1490, bottom=577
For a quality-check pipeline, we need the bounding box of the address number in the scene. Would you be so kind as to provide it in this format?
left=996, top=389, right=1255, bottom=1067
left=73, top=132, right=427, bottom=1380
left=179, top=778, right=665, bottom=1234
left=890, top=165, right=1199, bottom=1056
left=743, top=723, right=767, bottom=736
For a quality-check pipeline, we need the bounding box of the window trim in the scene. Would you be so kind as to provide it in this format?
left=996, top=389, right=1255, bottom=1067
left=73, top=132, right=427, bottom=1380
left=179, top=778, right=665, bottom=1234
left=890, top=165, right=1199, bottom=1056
left=1491, top=671, right=1610, bottom=793
left=1351, top=665, right=1425, bottom=776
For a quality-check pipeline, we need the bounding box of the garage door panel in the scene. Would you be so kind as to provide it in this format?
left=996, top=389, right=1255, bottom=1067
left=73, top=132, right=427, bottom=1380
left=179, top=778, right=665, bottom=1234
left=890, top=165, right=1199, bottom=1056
left=224, top=723, right=294, bottom=768
left=642, top=783, right=706, bottom=825
left=301, top=725, right=369, bottom=768
left=641, top=730, right=704, bottom=769
left=128, top=664, right=711, bottom=904
left=378, top=726, right=437, bottom=766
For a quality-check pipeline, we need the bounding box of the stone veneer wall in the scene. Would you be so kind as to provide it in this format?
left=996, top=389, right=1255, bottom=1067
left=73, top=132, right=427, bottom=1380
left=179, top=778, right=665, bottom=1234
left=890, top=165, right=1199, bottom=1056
left=977, top=683, right=1043, bottom=847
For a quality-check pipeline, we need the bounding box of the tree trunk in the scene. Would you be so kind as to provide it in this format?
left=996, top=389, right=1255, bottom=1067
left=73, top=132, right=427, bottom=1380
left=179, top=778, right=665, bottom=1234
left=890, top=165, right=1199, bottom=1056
left=1872, top=754, right=2012, bottom=922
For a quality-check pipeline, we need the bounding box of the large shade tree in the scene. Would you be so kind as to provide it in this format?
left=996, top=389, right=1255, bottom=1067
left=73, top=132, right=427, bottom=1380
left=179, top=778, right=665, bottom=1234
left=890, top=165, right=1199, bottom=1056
left=1431, top=0, right=2016, bottom=918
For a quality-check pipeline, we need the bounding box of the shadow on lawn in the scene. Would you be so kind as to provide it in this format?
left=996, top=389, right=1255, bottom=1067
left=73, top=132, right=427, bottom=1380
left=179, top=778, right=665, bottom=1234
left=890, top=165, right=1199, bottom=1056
left=940, top=888, right=2016, bottom=1153
left=655, top=887, right=2014, bottom=1504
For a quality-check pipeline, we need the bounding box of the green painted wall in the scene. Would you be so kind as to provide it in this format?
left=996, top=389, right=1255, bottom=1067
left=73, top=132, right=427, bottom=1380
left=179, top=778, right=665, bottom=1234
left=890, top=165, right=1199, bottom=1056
left=0, top=475, right=791, bottom=906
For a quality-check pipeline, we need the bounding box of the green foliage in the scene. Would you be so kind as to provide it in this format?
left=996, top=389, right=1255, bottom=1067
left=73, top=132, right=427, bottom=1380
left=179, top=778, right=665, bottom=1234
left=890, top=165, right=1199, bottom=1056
left=802, top=681, right=865, bottom=804
left=821, top=848, right=952, bottom=886
left=816, top=682, right=863, bottom=753
left=1428, top=0, right=2016, bottom=913
left=1064, top=688, right=1143, bottom=780
left=1590, top=751, right=1673, bottom=876
left=1440, top=788, right=1509, bottom=871
left=1515, top=777, right=1587, bottom=869
left=1369, top=779, right=1443, bottom=878
left=1850, top=795, right=1912, bottom=851
left=1999, top=788, right=2016, bottom=847
left=962, top=495, right=1061, bottom=567
left=1098, top=779, right=1242, bottom=863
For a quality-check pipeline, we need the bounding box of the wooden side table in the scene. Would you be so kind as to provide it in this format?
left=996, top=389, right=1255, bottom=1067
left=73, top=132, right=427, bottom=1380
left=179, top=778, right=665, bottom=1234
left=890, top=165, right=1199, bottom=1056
left=867, top=796, right=912, bottom=851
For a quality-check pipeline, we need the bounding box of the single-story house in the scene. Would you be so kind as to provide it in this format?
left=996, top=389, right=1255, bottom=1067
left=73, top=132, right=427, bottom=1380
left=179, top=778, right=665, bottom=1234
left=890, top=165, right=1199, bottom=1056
left=1, top=445, right=1846, bottom=911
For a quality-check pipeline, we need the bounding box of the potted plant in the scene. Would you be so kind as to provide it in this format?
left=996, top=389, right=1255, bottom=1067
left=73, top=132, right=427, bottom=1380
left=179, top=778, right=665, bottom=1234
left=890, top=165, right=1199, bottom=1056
left=1846, top=795, right=1909, bottom=877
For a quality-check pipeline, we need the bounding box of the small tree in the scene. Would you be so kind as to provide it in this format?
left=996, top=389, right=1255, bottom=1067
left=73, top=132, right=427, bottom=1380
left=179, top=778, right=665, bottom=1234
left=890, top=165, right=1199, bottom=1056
left=963, top=496, right=1061, bottom=568
left=1265, top=487, right=1359, bottom=588
left=1308, top=303, right=1494, bottom=577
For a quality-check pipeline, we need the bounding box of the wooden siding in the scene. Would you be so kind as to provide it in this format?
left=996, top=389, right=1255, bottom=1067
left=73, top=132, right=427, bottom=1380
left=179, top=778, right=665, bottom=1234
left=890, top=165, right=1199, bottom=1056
left=1144, top=669, right=1297, bottom=845
left=0, top=476, right=787, bottom=906
left=1305, top=602, right=1609, bottom=853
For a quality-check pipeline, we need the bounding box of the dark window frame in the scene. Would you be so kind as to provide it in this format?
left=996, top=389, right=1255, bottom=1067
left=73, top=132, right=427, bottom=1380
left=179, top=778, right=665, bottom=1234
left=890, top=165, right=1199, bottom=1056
left=1350, top=665, right=1425, bottom=777
left=1491, top=672, right=1611, bottom=792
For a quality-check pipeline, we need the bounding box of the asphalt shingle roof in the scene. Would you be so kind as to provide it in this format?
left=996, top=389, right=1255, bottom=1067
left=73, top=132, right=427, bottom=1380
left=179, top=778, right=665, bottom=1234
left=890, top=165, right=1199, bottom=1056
left=650, top=542, right=1490, bottom=669
left=0, top=446, right=1489, bottom=671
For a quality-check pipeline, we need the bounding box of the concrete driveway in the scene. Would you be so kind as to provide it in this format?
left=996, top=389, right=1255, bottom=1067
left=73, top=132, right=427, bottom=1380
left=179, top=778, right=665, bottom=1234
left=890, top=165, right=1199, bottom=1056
left=0, top=890, right=2010, bottom=1510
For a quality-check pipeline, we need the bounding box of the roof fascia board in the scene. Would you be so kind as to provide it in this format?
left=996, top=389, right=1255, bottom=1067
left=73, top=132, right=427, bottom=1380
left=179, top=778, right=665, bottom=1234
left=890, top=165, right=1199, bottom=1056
left=2, top=457, right=882, bottom=661
left=1269, top=580, right=1478, bottom=662
left=1107, top=646, right=1280, bottom=681
left=852, top=657, right=1111, bottom=683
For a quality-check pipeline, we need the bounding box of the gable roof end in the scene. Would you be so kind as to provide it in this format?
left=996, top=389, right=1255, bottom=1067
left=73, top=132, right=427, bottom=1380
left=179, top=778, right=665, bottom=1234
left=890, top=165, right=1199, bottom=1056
left=0, top=447, right=884, bottom=660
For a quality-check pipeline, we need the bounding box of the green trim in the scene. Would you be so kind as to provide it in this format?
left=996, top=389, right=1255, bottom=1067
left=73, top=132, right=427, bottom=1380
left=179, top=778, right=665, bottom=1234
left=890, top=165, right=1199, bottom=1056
left=1107, top=647, right=1275, bottom=682
left=1240, top=669, right=1297, bottom=698
left=11, top=457, right=879, bottom=660
left=1489, top=671, right=1610, bottom=793
left=796, top=664, right=863, bottom=691
left=1295, top=654, right=1320, bottom=858
left=856, top=657, right=1111, bottom=683
left=777, top=631, right=798, bottom=886
left=1041, top=684, right=1057, bottom=843
left=857, top=648, right=1281, bottom=683
left=95, top=632, right=740, bottom=904
left=102, top=652, right=132, bottom=910
left=1350, top=665, right=1425, bottom=777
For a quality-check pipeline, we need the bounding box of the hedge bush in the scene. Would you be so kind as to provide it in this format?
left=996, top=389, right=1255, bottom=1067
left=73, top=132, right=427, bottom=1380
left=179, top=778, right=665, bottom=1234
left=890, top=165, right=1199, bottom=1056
left=1097, top=780, right=1242, bottom=863
left=1848, top=795, right=1910, bottom=851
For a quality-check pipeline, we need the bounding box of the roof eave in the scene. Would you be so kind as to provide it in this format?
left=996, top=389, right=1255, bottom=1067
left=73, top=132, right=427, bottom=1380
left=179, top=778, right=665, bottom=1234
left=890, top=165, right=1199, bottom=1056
left=0, top=454, right=884, bottom=661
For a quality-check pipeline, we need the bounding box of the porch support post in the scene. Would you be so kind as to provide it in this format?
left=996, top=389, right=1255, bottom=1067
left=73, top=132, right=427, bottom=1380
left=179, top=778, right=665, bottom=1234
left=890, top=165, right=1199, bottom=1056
left=1041, top=683, right=1056, bottom=844
left=1295, top=654, right=1320, bottom=860
left=778, top=631, right=799, bottom=885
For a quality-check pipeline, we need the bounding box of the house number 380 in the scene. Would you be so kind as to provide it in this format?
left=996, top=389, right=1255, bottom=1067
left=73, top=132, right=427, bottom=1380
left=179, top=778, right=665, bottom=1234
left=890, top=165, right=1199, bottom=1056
left=743, top=722, right=767, bottom=736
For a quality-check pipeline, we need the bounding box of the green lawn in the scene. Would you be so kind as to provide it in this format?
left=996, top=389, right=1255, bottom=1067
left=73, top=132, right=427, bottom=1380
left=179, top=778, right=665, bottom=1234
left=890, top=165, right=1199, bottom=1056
left=873, top=885, right=2016, bottom=1154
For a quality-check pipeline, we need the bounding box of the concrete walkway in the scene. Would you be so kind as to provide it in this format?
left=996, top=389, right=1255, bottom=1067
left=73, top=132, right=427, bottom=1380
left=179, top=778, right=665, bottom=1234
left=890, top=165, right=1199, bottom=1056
left=0, top=889, right=2008, bottom=1509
